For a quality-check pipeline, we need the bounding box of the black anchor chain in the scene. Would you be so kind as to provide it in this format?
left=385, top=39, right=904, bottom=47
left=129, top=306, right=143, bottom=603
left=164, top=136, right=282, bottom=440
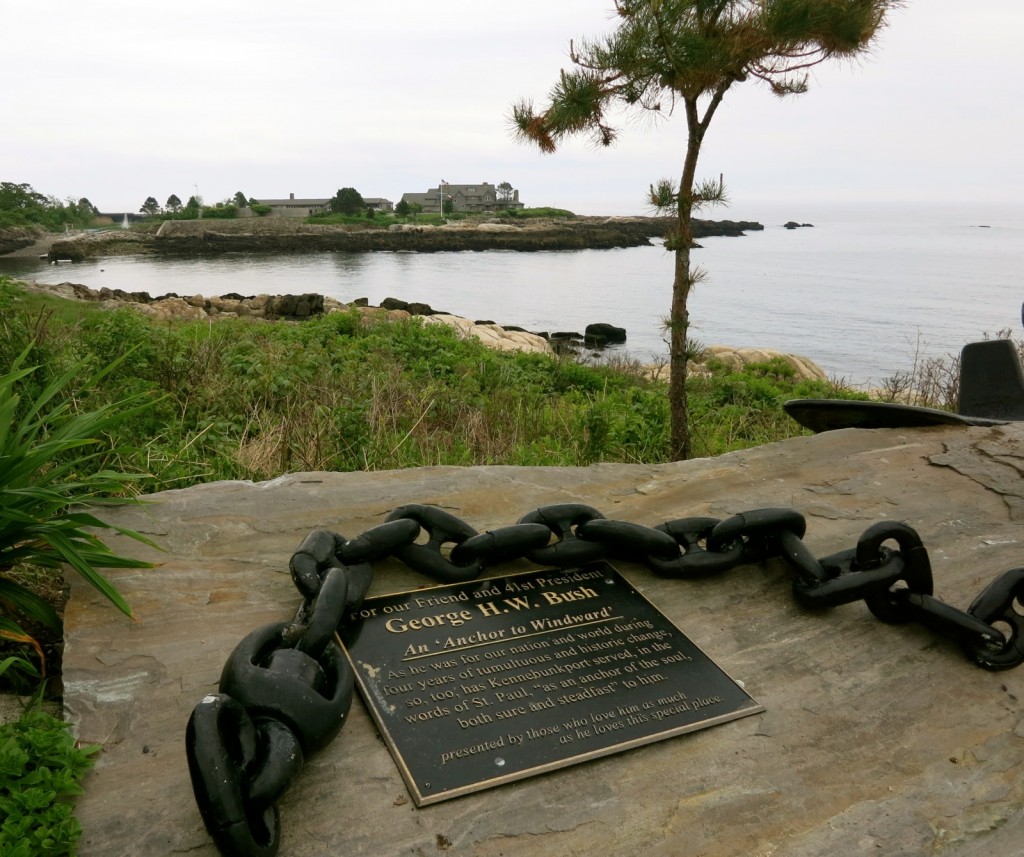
left=185, top=503, right=1024, bottom=857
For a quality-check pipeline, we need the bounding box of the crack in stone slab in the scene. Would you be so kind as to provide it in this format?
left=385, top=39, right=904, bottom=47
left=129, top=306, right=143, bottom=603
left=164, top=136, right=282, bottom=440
left=929, top=435, right=1024, bottom=520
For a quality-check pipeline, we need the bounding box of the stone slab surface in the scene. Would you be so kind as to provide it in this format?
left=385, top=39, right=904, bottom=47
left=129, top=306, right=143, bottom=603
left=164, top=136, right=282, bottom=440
left=62, top=424, right=1024, bottom=856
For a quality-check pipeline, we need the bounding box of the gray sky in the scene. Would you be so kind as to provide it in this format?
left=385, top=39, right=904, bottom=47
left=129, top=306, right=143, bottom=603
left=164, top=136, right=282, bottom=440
left=4, top=1, right=1022, bottom=217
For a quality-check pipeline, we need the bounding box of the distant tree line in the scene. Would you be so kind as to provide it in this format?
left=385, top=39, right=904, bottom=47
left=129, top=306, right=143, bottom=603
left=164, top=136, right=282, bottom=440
left=0, top=182, right=98, bottom=230
left=139, top=191, right=270, bottom=220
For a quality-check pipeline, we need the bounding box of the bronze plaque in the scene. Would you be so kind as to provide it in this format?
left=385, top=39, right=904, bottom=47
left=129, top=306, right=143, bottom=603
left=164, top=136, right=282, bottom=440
left=340, top=562, right=762, bottom=806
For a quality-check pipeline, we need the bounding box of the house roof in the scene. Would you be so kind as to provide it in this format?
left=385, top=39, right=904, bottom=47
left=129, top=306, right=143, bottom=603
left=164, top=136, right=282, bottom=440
left=446, top=184, right=493, bottom=193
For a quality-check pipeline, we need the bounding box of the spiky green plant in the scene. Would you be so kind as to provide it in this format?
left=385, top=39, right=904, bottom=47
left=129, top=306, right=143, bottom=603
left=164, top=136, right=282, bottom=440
left=0, top=349, right=159, bottom=683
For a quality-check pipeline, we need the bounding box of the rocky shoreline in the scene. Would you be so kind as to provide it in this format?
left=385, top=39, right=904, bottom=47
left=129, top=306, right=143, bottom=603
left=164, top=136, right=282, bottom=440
left=20, top=279, right=827, bottom=380
left=17, top=280, right=620, bottom=355
left=1, top=215, right=765, bottom=261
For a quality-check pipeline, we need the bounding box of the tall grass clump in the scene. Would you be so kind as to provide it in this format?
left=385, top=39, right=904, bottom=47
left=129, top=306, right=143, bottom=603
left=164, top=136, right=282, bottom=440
left=687, top=356, right=867, bottom=456
left=58, top=304, right=676, bottom=479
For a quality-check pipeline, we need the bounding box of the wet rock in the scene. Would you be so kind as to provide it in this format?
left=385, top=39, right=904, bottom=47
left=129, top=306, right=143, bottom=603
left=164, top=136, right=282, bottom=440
left=585, top=322, right=627, bottom=346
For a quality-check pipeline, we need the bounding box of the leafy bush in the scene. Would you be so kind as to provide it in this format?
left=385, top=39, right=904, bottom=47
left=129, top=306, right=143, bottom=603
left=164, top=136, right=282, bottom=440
left=0, top=705, right=98, bottom=856
left=199, top=204, right=237, bottom=220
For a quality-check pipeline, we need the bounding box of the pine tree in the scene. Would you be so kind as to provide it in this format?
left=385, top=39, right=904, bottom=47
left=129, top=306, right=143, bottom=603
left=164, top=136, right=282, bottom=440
left=512, top=0, right=903, bottom=459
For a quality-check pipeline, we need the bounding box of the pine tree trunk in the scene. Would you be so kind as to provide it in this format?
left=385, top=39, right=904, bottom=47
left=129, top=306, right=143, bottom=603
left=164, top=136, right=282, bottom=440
left=668, top=215, right=692, bottom=460
left=669, top=109, right=703, bottom=461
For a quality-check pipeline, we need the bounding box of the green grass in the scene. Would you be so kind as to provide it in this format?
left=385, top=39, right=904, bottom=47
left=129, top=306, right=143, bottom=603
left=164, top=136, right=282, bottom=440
left=688, top=355, right=865, bottom=455
left=5, top=288, right=110, bottom=329
left=497, top=206, right=576, bottom=218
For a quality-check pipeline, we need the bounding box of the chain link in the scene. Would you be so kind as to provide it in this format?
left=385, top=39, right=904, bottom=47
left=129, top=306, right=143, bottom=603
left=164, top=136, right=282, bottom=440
left=966, top=567, right=1024, bottom=669
left=186, top=502, right=1024, bottom=856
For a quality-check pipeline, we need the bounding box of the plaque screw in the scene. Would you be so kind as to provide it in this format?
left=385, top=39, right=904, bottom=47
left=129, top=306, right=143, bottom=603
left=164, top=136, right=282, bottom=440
left=495, top=757, right=506, bottom=767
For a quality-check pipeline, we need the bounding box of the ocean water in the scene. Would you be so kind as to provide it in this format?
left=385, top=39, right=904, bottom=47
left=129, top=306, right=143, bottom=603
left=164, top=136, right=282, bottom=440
left=687, top=201, right=1024, bottom=385
left=4, top=203, right=1022, bottom=387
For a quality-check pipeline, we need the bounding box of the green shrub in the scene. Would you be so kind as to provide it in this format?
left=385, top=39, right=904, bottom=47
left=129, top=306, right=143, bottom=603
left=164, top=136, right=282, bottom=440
left=498, top=207, right=575, bottom=219
left=199, top=204, right=237, bottom=219
left=0, top=705, right=98, bottom=856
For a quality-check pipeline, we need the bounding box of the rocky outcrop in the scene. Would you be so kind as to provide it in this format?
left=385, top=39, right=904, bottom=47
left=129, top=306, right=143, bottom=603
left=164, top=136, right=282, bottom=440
left=63, top=423, right=1024, bottom=856
left=47, top=219, right=655, bottom=259
left=345, top=306, right=553, bottom=355
left=692, top=218, right=765, bottom=237
left=25, top=281, right=328, bottom=322
left=379, top=296, right=442, bottom=317
left=697, top=345, right=827, bottom=381
left=44, top=216, right=765, bottom=261
left=44, top=230, right=149, bottom=260
left=0, top=225, right=49, bottom=256
left=590, top=216, right=764, bottom=241
left=638, top=347, right=828, bottom=384
left=423, top=314, right=553, bottom=355
left=540, top=324, right=629, bottom=354
left=585, top=322, right=627, bottom=346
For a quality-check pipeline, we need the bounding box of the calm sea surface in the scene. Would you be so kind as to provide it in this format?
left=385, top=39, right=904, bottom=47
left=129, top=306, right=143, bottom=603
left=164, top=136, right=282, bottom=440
left=4, top=203, right=1022, bottom=387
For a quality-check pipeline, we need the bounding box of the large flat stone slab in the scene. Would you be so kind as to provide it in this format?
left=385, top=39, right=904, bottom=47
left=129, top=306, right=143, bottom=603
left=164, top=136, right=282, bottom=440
left=63, top=425, right=1024, bottom=856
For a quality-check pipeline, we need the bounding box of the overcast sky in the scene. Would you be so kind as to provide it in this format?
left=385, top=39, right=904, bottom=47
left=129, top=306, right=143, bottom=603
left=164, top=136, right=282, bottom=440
left=4, top=1, right=1022, bottom=218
